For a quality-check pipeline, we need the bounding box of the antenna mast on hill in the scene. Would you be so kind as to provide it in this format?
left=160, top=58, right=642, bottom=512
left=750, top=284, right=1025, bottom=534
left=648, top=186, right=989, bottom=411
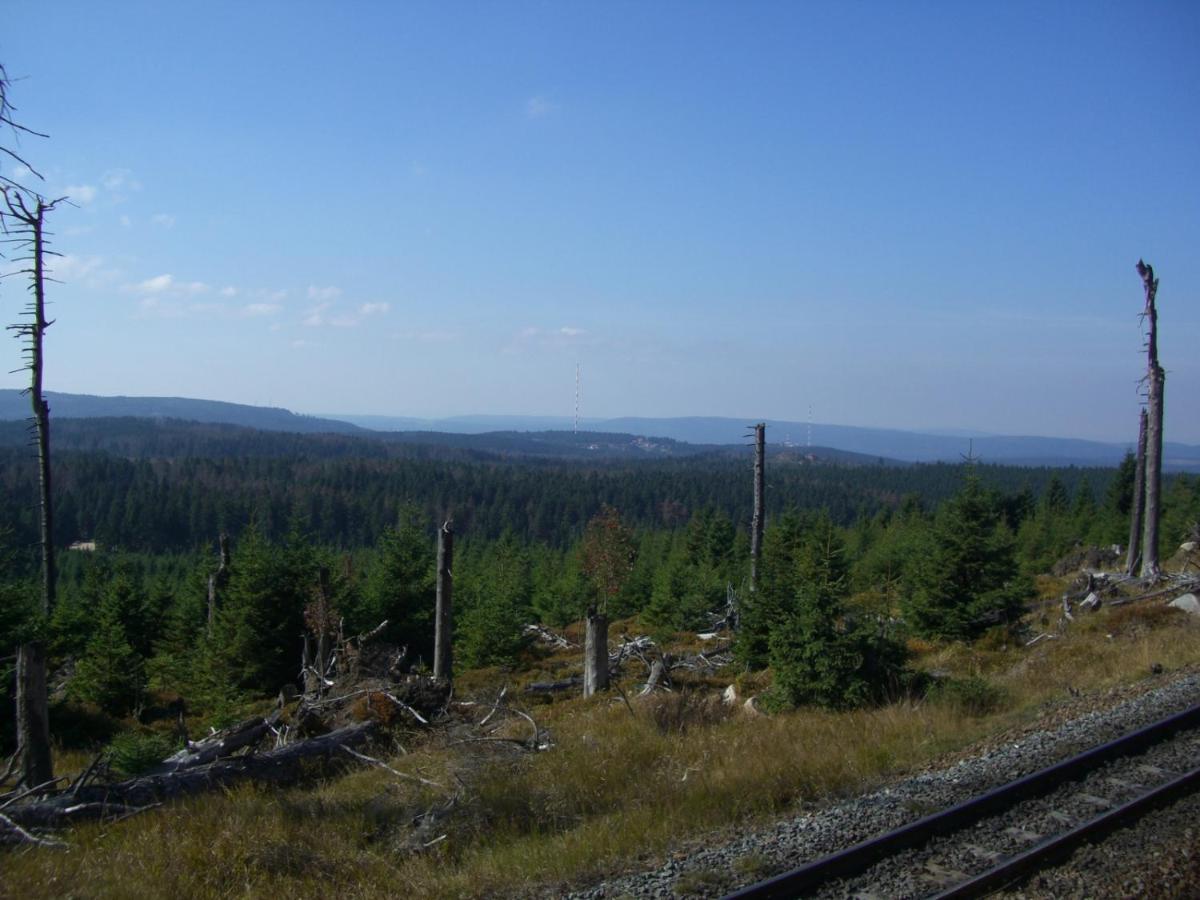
left=575, top=363, right=581, bottom=434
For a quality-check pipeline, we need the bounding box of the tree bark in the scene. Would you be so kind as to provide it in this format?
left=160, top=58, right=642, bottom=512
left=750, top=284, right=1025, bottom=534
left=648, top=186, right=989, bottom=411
left=15, top=642, right=51, bottom=788
left=434, top=521, right=454, bottom=681
left=1126, top=409, right=1147, bottom=576
left=749, top=422, right=765, bottom=601
left=1137, top=261, right=1164, bottom=579
left=583, top=609, right=609, bottom=697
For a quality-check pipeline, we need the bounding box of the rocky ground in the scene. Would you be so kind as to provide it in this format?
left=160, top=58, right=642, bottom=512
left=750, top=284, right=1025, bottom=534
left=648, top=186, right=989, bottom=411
left=565, top=669, right=1200, bottom=899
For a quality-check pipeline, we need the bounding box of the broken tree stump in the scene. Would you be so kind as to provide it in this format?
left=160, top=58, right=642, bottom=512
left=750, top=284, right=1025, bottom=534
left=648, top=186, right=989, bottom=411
left=434, top=521, right=454, bottom=681
left=583, top=608, right=609, bottom=697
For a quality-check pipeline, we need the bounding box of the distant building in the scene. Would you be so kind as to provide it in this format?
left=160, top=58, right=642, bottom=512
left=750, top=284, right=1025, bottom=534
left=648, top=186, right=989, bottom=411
left=68, top=540, right=97, bottom=552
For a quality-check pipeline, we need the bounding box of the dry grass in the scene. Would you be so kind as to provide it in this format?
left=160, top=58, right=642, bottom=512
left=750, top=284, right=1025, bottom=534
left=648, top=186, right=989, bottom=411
left=6, top=601, right=1199, bottom=899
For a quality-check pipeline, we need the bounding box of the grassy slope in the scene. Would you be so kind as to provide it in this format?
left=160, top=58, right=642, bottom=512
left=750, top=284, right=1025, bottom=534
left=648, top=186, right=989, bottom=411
left=6, top=599, right=1200, bottom=899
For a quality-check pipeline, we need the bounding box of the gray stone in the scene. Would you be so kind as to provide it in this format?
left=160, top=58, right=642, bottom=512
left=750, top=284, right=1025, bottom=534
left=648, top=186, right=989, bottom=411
left=1168, top=593, right=1200, bottom=615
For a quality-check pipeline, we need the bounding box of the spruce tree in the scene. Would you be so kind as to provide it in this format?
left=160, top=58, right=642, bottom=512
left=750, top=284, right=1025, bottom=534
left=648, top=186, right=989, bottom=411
left=768, top=512, right=907, bottom=709
left=904, top=472, right=1026, bottom=640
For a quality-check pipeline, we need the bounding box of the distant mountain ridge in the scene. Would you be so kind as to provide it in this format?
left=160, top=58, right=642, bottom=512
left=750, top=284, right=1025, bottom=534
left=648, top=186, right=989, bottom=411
left=3, top=391, right=1198, bottom=470
left=0, top=391, right=365, bottom=435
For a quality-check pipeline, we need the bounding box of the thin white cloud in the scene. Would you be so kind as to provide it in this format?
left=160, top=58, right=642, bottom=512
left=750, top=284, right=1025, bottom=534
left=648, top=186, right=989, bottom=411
left=329, top=314, right=359, bottom=328
left=219, top=286, right=238, bottom=298
left=136, top=296, right=186, bottom=319
left=119, top=215, right=133, bottom=228
left=129, top=273, right=208, bottom=296
left=101, top=169, right=141, bottom=193
left=65, top=184, right=97, bottom=205
left=240, top=303, right=282, bottom=317
left=393, top=329, right=457, bottom=343
left=150, top=213, right=176, bottom=229
left=506, top=324, right=591, bottom=353
left=137, top=274, right=175, bottom=294
left=302, top=302, right=331, bottom=327
left=50, top=254, right=104, bottom=280
left=525, top=95, right=558, bottom=119
left=359, top=302, right=389, bottom=316
left=291, top=339, right=314, bottom=349
left=307, top=285, right=342, bottom=302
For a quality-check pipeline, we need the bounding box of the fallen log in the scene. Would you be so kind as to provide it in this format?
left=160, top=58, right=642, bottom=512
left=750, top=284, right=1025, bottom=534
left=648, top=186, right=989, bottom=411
left=147, top=713, right=279, bottom=775
left=6, top=720, right=377, bottom=829
left=524, top=676, right=581, bottom=694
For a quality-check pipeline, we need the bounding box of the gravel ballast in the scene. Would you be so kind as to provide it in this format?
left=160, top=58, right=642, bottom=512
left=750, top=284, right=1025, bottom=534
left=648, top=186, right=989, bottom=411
left=566, top=671, right=1200, bottom=899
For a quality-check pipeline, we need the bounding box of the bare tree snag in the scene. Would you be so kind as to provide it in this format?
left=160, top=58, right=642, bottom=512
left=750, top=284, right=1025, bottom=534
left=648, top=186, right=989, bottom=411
left=316, top=567, right=332, bottom=678
left=434, top=521, right=454, bottom=681
left=4, top=191, right=61, bottom=789
left=1126, top=408, right=1147, bottom=577
left=749, top=422, right=765, bottom=603
left=583, top=607, right=609, bottom=697
left=14, top=644, right=50, bottom=790
left=302, top=566, right=339, bottom=695
left=1137, top=260, right=1164, bottom=579
left=206, top=532, right=230, bottom=632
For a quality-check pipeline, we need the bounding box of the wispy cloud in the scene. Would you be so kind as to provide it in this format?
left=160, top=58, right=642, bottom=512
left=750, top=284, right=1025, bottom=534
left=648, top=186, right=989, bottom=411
left=506, top=324, right=590, bottom=353
left=219, top=286, right=238, bottom=298
left=101, top=169, right=141, bottom=192
left=525, top=95, right=558, bottom=119
left=136, top=274, right=175, bottom=294
left=303, top=302, right=331, bottom=327
left=150, top=212, right=176, bottom=229
left=129, top=273, right=209, bottom=296
left=359, top=302, right=389, bottom=316
left=65, top=184, right=97, bottom=205
left=50, top=254, right=104, bottom=280
left=307, top=285, right=342, bottom=302
left=393, top=329, right=457, bottom=343
left=136, top=296, right=186, bottom=318
left=240, top=303, right=282, bottom=317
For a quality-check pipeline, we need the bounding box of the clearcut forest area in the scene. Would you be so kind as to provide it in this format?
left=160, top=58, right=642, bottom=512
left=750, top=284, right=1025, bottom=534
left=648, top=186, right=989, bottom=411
left=3, top=410, right=1200, bottom=896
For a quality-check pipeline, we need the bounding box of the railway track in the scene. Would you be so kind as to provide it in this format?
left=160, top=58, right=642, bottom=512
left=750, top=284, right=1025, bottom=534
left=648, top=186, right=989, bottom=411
left=725, top=703, right=1200, bottom=899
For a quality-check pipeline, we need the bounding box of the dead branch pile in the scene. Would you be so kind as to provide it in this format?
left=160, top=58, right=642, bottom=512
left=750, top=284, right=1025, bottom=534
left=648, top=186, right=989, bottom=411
left=0, top=619, right=546, bottom=847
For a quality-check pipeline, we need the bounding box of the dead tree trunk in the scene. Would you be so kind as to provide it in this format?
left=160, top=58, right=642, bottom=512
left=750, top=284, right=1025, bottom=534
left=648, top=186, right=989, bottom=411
left=5, top=192, right=60, bottom=789
left=1126, top=409, right=1147, bottom=577
left=206, top=532, right=230, bottom=632
left=433, top=521, right=454, bottom=681
left=1138, top=260, right=1164, bottom=579
left=315, top=567, right=332, bottom=678
left=749, top=422, right=765, bottom=601
left=14, top=643, right=51, bottom=789
left=583, top=607, right=609, bottom=697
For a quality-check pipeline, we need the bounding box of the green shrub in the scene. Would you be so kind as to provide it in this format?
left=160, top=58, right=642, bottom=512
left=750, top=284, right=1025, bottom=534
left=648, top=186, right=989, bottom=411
left=106, top=730, right=177, bottom=775
left=926, top=675, right=1006, bottom=717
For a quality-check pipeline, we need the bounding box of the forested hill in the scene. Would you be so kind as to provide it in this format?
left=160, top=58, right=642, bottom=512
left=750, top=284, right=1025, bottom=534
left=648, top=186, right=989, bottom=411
left=0, top=416, right=1140, bottom=554
left=0, top=416, right=893, bottom=464
left=6, top=391, right=1200, bottom=470
left=0, top=390, right=364, bottom=435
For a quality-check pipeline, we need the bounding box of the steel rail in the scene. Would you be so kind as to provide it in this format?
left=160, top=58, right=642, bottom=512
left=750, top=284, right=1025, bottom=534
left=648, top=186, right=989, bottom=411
left=724, top=702, right=1200, bottom=900
left=931, top=764, right=1200, bottom=898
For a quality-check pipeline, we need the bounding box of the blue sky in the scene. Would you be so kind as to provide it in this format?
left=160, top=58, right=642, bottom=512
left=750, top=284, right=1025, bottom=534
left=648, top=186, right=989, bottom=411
left=2, top=1, right=1197, bottom=442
